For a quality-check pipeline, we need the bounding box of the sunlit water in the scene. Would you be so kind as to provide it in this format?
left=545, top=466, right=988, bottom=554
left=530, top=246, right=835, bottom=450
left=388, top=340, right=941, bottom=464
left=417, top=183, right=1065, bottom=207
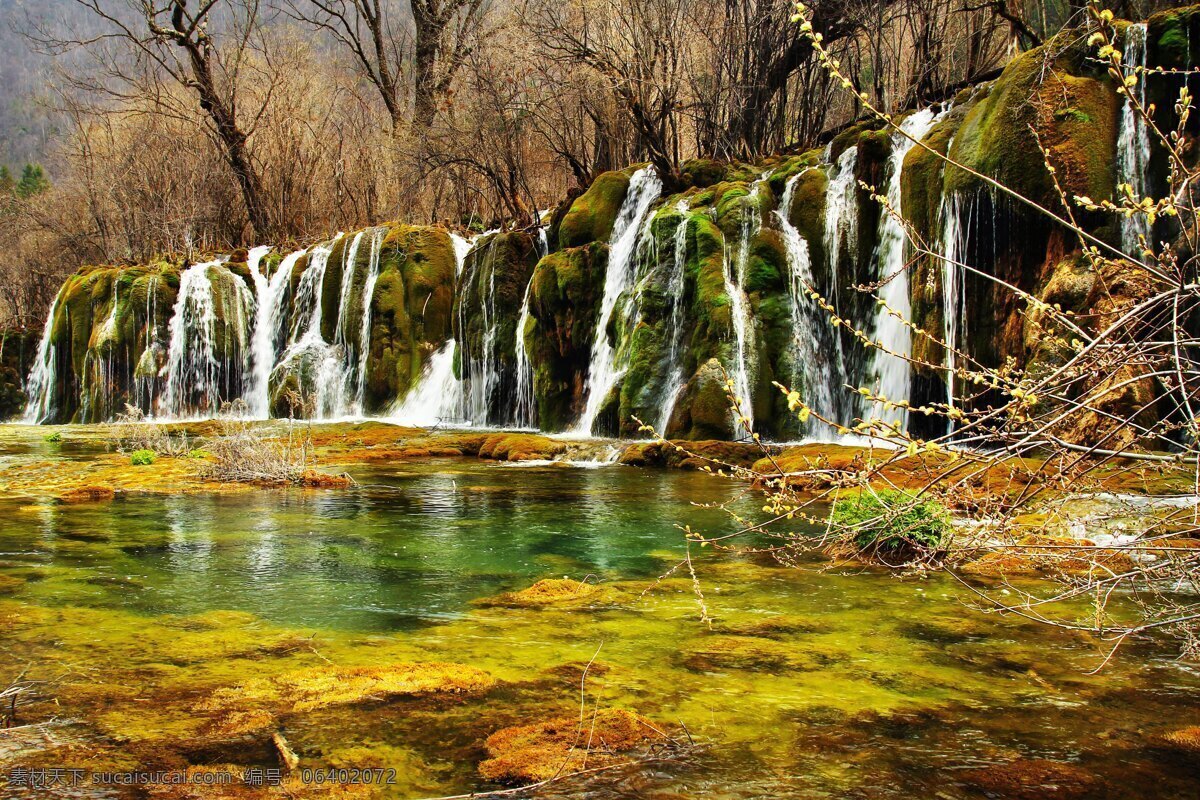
left=0, top=453, right=1198, bottom=798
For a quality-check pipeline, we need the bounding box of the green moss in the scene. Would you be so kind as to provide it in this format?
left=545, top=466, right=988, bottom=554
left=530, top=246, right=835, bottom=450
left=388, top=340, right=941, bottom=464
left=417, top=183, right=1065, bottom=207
left=130, top=449, right=156, bottom=466
left=557, top=170, right=632, bottom=249
left=945, top=34, right=1118, bottom=206
left=364, top=224, right=457, bottom=413
left=526, top=243, right=608, bottom=431
left=831, top=489, right=950, bottom=561
left=43, top=431, right=62, bottom=443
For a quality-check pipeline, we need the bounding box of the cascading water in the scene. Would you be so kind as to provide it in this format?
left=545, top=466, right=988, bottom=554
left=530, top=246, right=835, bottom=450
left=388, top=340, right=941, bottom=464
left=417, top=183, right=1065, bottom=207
left=573, top=167, right=663, bottom=434
left=272, top=237, right=347, bottom=418
left=823, top=144, right=859, bottom=314
left=162, top=258, right=255, bottom=419
left=246, top=246, right=305, bottom=418
left=939, top=188, right=971, bottom=428
left=1117, top=22, right=1151, bottom=256
left=776, top=171, right=840, bottom=431
left=450, top=233, right=473, bottom=277
left=721, top=177, right=768, bottom=437
left=510, top=226, right=547, bottom=430
left=390, top=341, right=460, bottom=426
left=351, top=227, right=388, bottom=414
left=863, top=107, right=948, bottom=431
left=458, top=237, right=500, bottom=425
left=656, top=199, right=692, bottom=433
left=22, top=293, right=62, bottom=423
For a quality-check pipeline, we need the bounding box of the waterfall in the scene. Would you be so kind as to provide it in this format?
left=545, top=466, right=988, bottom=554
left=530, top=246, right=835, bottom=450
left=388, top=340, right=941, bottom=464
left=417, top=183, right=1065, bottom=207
left=22, top=291, right=62, bottom=423
left=656, top=199, right=692, bottom=433
left=458, top=236, right=500, bottom=425
left=390, top=340, right=461, bottom=426
left=823, top=145, right=859, bottom=314
left=1117, top=22, right=1151, bottom=256
left=332, top=231, right=367, bottom=362
left=162, top=259, right=254, bottom=419
left=573, top=167, right=663, bottom=435
left=352, top=227, right=388, bottom=413
left=247, top=246, right=305, bottom=418
left=272, top=237, right=347, bottom=418
left=939, top=189, right=971, bottom=426
left=510, top=224, right=549, bottom=429
left=864, top=107, right=947, bottom=431
left=776, top=171, right=839, bottom=431
left=450, top=233, right=473, bottom=277
left=722, top=178, right=767, bottom=437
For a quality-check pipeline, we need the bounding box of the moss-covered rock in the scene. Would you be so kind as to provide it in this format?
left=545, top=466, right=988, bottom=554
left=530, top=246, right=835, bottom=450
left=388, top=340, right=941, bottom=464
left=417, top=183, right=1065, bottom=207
left=525, top=243, right=608, bottom=431
left=364, top=225, right=456, bottom=412
left=557, top=170, right=632, bottom=249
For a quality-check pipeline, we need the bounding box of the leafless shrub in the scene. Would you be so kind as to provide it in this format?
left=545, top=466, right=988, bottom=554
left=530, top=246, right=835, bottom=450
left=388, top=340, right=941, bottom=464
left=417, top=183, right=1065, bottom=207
left=199, top=399, right=352, bottom=486
left=107, top=403, right=193, bottom=456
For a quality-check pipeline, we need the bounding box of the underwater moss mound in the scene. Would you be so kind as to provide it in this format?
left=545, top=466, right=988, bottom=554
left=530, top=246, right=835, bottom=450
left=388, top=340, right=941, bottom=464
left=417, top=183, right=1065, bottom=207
left=200, top=661, right=496, bottom=734
left=479, top=578, right=610, bottom=608
left=958, top=758, right=1099, bottom=800
left=58, top=485, right=116, bottom=503
left=478, top=708, right=667, bottom=784
left=681, top=634, right=827, bottom=672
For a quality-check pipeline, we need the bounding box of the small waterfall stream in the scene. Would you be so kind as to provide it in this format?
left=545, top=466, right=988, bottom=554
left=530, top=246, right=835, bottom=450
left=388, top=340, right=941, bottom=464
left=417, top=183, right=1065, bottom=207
left=656, top=199, right=693, bottom=433
left=350, top=226, right=388, bottom=414
left=573, top=167, right=663, bottom=434
left=1117, top=22, right=1151, bottom=255
left=246, top=244, right=291, bottom=418
left=939, top=189, right=971, bottom=425
left=722, top=177, right=767, bottom=436
left=23, top=294, right=62, bottom=423
left=162, top=258, right=254, bottom=419
left=510, top=226, right=547, bottom=430
left=458, top=237, right=501, bottom=425
left=777, top=170, right=839, bottom=429
left=390, top=341, right=460, bottom=426
left=864, top=107, right=948, bottom=430
left=823, top=145, right=859, bottom=315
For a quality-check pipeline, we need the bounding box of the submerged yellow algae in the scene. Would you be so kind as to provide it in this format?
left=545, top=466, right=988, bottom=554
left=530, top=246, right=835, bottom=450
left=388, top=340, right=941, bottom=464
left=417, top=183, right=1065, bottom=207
left=478, top=708, right=669, bottom=784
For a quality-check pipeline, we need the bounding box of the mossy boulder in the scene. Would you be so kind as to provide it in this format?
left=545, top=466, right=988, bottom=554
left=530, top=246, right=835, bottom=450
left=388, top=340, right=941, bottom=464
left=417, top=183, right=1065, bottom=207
left=557, top=170, right=632, bottom=249
left=945, top=35, right=1119, bottom=208
left=525, top=243, right=608, bottom=431
left=364, top=225, right=457, bottom=412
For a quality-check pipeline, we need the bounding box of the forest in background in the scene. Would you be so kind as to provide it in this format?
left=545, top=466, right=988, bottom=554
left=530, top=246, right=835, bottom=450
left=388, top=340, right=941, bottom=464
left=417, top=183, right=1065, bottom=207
left=0, top=0, right=1173, bottom=326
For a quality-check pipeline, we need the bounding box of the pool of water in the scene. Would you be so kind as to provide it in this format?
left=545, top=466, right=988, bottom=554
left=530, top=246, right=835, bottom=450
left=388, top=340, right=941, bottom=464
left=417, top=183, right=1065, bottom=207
left=1, top=458, right=1198, bottom=798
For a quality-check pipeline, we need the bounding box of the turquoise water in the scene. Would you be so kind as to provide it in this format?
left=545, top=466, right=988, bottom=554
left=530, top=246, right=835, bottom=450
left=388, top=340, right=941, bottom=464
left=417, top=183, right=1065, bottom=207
left=1, top=457, right=1198, bottom=798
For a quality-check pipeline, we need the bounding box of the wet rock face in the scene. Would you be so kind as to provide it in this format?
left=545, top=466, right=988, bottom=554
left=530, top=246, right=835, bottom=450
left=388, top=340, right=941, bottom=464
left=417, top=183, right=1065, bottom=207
left=0, top=329, right=38, bottom=419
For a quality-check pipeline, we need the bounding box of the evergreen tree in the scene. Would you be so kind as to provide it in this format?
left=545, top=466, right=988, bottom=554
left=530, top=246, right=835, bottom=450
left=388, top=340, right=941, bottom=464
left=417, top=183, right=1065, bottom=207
left=15, top=163, right=48, bottom=198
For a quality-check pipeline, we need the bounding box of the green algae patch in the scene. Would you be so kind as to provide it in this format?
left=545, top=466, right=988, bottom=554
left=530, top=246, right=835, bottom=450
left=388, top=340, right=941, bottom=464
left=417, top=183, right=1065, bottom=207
left=200, top=661, right=497, bottom=733
left=478, top=708, right=669, bottom=784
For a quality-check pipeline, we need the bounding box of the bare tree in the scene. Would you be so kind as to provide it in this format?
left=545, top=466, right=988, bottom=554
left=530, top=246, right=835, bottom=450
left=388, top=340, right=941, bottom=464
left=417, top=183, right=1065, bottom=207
left=30, top=0, right=277, bottom=242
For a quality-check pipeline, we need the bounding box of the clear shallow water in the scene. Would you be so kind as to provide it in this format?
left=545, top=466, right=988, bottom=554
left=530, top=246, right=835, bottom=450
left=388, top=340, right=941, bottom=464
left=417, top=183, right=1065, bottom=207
left=1, top=459, right=1198, bottom=798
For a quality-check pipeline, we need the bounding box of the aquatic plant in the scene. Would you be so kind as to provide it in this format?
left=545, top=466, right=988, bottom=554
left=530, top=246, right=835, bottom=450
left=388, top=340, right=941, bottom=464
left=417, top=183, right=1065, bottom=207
left=831, top=489, right=949, bottom=564
left=129, top=449, right=155, bottom=466
left=42, top=431, right=61, bottom=443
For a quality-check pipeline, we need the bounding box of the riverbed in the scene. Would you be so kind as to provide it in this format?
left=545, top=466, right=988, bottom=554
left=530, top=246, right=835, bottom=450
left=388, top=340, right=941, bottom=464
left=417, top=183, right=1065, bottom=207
left=0, top=427, right=1198, bottom=799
